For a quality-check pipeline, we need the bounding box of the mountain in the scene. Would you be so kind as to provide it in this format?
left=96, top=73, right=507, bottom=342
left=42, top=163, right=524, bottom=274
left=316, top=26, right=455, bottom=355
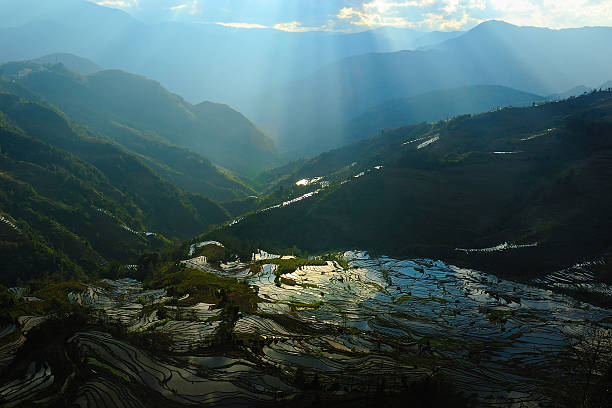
left=0, top=0, right=134, bottom=28
left=219, top=91, right=612, bottom=279
left=0, top=61, right=275, bottom=185
left=0, top=92, right=230, bottom=284
left=32, top=53, right=102, bottom=75
left=547, top=85, right=591, bottom=101
left=344, top=85, right=543, bottom=143
left=547, top=81, right=612, bottom=101
left=600, top=80, right=612, bottom=90
left=249, top=21, right=612, bottom=155
left=0, top=0, right=462, bottom=108
left=353, top=27, right=464, bottom=51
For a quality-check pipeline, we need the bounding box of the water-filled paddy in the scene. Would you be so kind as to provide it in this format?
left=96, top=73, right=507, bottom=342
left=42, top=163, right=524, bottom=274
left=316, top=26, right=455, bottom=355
left=1, top=251, right=610, bottom=407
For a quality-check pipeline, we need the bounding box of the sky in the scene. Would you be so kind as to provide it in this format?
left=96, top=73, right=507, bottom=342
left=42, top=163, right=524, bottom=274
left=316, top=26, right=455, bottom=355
left=92, top=0, right=612, bottom=32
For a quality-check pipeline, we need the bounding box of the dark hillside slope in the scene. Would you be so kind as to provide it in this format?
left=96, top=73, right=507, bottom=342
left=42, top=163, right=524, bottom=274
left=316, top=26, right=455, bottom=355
left=0, top=93, right=229, bottom=284
left=222, top=92, right=612, bottom=278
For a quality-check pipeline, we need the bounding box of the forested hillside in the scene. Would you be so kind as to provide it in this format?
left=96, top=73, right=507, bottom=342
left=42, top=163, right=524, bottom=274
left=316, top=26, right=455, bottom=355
left=0, top=62, right=275, bottom=187
left=0, top=92, right=230, bottom=284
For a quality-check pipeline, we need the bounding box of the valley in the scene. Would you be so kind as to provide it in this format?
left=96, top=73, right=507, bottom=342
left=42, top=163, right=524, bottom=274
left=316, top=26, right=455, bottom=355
left=219, top=91, right=612, bottom=281
left=0, top=2, right=611, bottom=406
left=1, top=74, right=611, bottom=405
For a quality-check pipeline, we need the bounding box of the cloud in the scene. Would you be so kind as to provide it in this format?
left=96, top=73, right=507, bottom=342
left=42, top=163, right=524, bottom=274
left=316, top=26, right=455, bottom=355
left=90, top=0, right=612, bottom=31
left=337, top=0, right=488, bottom=30
left=363, top=1, right=437, bottom=13
left=95, top=0, right=135, bottom=7
left=216, top=22, right=268, bottom=29
left=273, top=21, right=328, bottom=32
left=215, top=21, right=331, bottom=33
left=337, top=8, right=413, bottom=28
left=488, top=0, right=612, bottom=28
left=175, top=0, right=199, bottom=15
left=421, top=10, right=481, bottom=30
left=336, top=0, right=612, bottom=31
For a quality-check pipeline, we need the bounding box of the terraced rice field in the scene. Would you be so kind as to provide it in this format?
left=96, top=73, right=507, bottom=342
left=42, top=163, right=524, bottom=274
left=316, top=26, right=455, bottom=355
left=241, top=252, right=612, bottom=405
left=0, top=251, right=610, bottom=407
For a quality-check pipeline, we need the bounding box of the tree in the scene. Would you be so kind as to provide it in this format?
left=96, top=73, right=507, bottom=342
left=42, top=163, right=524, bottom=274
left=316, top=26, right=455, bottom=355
left=564, top=324, right=612, bottom=407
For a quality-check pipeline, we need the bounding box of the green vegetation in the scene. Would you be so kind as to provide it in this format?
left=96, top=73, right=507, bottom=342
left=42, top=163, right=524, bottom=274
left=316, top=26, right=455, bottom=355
left=147, top=263, right=259, bottom=313
left=254, top=257, right=327, bottom=287
left=288, top=300, right=324, bottom=312
left=259, top=258, right=328, bottom=276
left=32, top=281, right=86, bottom=302
left=87, top=358, right=131, bottom=382
left=0, top=90, right=231, bottom=284
left=195, top=244, right=228, bottom=265
left=323, top=252, right=351, bottom=269
left=138, top=303, right=170, bottom=320
left=0, top=63, right=278, bottom=180
left=478, top=307, right=515, bottom=324
left=0, top=280, right=86, bottom=323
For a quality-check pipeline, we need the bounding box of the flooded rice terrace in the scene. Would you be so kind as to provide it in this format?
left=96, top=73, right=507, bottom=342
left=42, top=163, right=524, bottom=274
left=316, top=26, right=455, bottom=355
left=246, top=252, right=611, bottom=405
left=1, top=251, right=611, bottom=407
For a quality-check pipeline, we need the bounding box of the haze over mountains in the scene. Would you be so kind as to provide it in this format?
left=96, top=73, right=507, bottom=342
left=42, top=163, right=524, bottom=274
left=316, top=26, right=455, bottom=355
left=1, top=2, right=612, bottom=407
left=0, top=0, right=462, bottom=107
left=2, top=0, right=612, bottom=159
left=250, top=21, right=612, bottom=154
left=32, top=53, right=103, bottom=75
left=340, top=85, right=544, bottom=145
left=0, top=61, right=277, bottom=177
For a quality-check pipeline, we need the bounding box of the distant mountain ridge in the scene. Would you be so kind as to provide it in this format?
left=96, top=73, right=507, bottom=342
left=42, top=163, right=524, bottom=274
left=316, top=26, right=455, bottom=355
left=33, top=53, right=102, bottom=75
left=249, top=21, right=612, bottom=155
left=344, top=85, right=543, bottom=144
left=0, top=61, right=275, bottom=188
left=0, top=0, right=462, bottom=107
left=547, top=80, right=612, bottom=100
left=599, top=81, right=612, bottom=90
left=547, top=86, right=592, bottom=101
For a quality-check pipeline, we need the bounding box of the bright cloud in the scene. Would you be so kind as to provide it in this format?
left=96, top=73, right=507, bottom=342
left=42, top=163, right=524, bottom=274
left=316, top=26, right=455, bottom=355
left=338, top=0, right=612, bottom=30
left=95, top=0, right=135, bottom=7
left=215, top=21, right=328, bottom=32
left=91, top=0, right=612, bottom=31
left=273, top=21, right=326, bottom=33
left=215, top=22, right=268, bottom=29
left=338, top=7, right=415, bottom=28
left=174, top=0, right=199, bottom=15
left=338, top=0, right=487, bottom=30
left=488, top=0, right=612, bottom=28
